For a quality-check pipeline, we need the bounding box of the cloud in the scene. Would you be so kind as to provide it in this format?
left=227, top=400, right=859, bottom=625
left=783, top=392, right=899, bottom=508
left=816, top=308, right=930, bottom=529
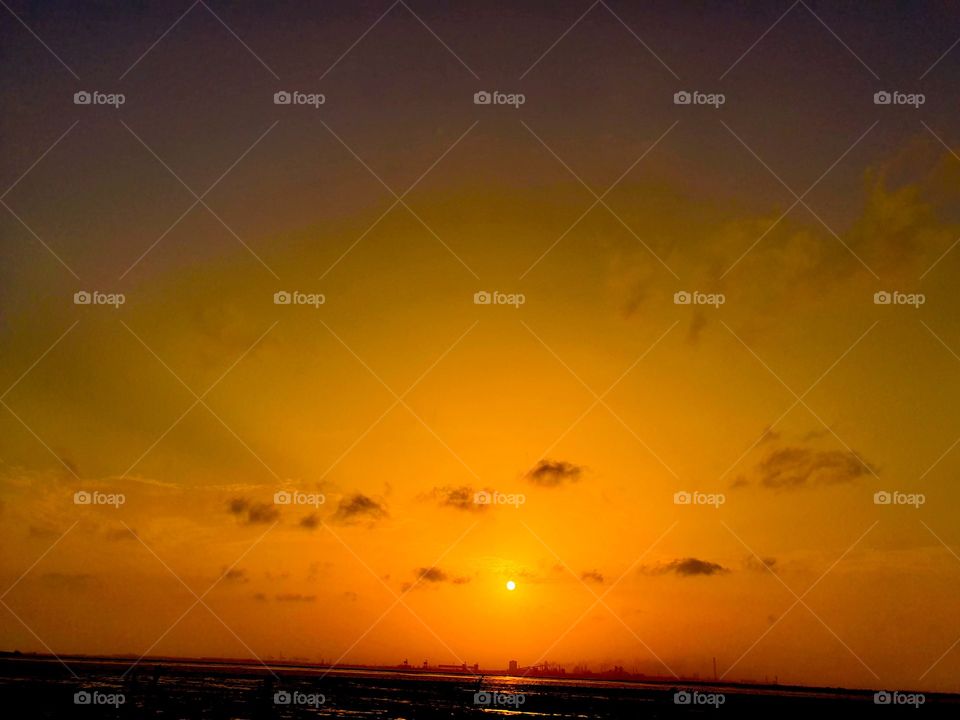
left=525, top=460, right=583, bottom=487
left=581, top=570, right=604, bottom=584
left=610, top=139, right=960, bottom=335
left=402, top=567, right=471, bottom=591
left=428, top=485, right=486, bottom=512
left=275, top=593, right=316, bottom=602
left=751, top=446, right=876, bottom=489
left=221, top=567, right=248, bottom=583
left=647, top=558, right=729, bottom=577
left=417, top=567, right=448, bottom=582
left=299, top=513, right=320, bottom=530
left=744, top=556, right=777, bottom=573
left=332, top=494, right=387, bottom=524
left=227, top=498, right=280, bottom=524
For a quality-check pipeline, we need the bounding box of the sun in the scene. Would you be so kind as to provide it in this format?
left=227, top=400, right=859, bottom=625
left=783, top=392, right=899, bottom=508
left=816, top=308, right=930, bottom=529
left=505, top=580, right=516, bottom=591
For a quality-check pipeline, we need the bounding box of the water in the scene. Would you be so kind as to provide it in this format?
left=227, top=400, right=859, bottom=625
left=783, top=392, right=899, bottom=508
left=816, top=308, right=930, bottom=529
left=1, top=656, right=956, bottom=718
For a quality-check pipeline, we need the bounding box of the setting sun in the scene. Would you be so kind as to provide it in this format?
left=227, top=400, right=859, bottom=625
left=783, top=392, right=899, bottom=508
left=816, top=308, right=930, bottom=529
left=506, top=580, right=517, bottom=592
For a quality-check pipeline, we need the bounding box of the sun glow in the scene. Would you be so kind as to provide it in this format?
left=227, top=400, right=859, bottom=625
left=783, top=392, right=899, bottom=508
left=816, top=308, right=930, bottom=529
left=506, top=580, right=516, bottom=591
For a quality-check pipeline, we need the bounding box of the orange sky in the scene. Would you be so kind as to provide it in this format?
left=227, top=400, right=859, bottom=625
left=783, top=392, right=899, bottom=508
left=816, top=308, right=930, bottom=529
left=2, top=0, right=960, bottom=695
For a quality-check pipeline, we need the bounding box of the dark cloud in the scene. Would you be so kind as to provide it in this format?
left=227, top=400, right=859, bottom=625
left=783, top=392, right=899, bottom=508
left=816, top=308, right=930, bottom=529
left=429, top=485, right=487, bottom=512
left=228, top=498, right=248, bottom=515
left=332, top=494, right=387, bottom=524
left=221, top=567, right=248, bottom=583
left=525, top=460, right=582, bottom=487
left=299, top=513, right=320, bottom=530
left=247, top=503, right=280, bottom=524
left=744, top=556, right=777, bottom=573
left=227, top=498, right=280, bottom=524
left=403, top=567, right=470, bottom=591
left=417, top=567, right=448, bottom=583
left=253, top=592, right=267, bottom=601
left=276, top=593, right=316, bottom=602
left=581, top=570, right=604, bottom=584
left=754, top=447, right=876, bottom=489
left=648, top=558, right=729, bottom=577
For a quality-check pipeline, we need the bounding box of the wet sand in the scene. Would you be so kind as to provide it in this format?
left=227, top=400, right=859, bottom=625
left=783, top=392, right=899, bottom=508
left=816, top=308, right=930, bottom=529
left=1, top=656, right=957, bottom=718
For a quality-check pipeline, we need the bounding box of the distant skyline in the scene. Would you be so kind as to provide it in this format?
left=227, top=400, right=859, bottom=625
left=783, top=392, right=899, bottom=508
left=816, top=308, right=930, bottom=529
left=2, top=0, right=960, bottom=695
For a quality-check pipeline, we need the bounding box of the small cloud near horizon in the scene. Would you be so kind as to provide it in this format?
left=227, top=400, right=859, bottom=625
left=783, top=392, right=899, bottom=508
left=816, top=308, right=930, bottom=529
left=525, top=460, right=583, bottom=487
left=228, top=498, right=280, bottom=525
left=646, top=558, right=729, bottom=577
left=428, top=485, right=487, bottom=512
left=332, top=494, right=387, bottom=524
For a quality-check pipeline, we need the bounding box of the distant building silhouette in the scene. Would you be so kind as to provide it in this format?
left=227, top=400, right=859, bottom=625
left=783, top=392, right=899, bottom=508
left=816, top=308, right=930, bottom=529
left=508, top=660, right=518, bottom=673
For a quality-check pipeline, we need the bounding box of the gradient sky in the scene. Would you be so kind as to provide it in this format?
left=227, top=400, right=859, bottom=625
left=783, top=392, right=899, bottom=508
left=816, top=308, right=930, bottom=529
left=2, top=0, right=960, bottom=694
